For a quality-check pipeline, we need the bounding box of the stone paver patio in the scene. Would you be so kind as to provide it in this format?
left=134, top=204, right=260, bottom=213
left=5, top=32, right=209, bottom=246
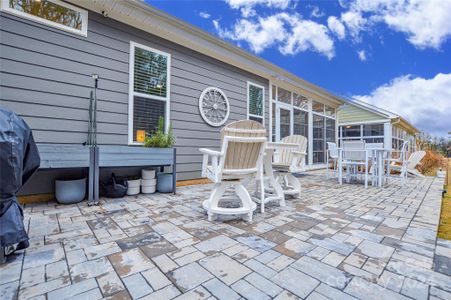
left=1, top=171, right=450, bottom=300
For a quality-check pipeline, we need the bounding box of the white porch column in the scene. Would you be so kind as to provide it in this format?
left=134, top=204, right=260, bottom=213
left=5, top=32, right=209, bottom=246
left=308, top=99, right=313, bottom=166
left=384, top=122, right=392, bottom=150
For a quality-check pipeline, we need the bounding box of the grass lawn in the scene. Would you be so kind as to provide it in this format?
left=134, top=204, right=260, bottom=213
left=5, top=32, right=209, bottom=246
left=438, top=158, right=451, bottom=240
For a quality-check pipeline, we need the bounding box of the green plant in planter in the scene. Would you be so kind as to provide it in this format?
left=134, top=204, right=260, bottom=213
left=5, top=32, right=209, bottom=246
left=144, top=116, right=175, bottom=148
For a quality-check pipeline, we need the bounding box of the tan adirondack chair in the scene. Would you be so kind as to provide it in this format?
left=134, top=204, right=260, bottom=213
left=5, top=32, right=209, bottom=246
left=199, top=120, right=266, bottom=222
left=271, top=135, right=307, bottom=197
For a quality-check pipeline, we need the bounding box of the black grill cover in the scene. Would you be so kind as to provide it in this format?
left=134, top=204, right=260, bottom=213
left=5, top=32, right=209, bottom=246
left=0, top=108, right=40, bottom=249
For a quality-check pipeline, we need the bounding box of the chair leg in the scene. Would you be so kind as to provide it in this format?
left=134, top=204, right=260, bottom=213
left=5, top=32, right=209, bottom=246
left=206, top=182, right=227, bottom=221
left=235, top=183, right=254, bottom=222
left=286, top=174, right=301, bottom=197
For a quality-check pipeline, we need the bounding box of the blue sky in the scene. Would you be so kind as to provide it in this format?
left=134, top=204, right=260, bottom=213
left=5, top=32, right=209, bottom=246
left=146, top=0, right=451, bottom=137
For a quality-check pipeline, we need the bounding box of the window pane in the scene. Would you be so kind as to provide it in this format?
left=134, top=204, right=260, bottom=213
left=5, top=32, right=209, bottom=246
left=312, top=101, right=324, bottom=114
left=9, top=0, right=83, bottom=30
left=248, top=84, right=264, bottom=117
left=133, top=96, right=165, bottom=142
left=313, top=115, right=325, bottom=163
left=293, top=93, right=308, bottom=109
left=134, top=47, right=168, bottom=98
left=325, top=105, right=335, bottom=117
left=278, top=87, right=291, bottom=104
left=342, top=125, right=360, bottom=137
left=363, top=124, right=384, bottom=137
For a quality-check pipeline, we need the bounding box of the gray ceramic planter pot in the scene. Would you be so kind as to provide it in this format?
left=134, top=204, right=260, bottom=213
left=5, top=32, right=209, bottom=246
left=157, top=173, right=173, bottom=193
left=55, top=178, right=86, bottom=204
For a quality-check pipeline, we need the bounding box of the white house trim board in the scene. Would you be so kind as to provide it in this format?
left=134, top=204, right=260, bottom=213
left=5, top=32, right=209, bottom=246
left=128, top=41, right=171, bottom=145
left=338, top=119, right=391, bottom=126
left=1, top=0, right=88, bottom=36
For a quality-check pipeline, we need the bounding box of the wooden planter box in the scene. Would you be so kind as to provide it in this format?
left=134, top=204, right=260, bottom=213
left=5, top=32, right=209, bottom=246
left=98, top=146, right=175, bottom=168
left=36, top=144, right=176, bottom=205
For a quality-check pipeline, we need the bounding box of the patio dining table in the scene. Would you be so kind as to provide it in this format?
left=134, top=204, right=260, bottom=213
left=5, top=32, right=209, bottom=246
left=337, top=147, right=390, bottom=188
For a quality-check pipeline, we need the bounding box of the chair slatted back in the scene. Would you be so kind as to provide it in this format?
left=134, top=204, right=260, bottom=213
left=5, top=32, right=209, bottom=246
left=220, top=120, right=266, bottom=170
left=277, top=135, right=307, bottom=165
left=327, top=142, right=338, bottom=159
left=343, top=140, right=366, bottom=161
left=407, top=151, right=426, bottom=170
left=365, top=143, right=383, bottom=159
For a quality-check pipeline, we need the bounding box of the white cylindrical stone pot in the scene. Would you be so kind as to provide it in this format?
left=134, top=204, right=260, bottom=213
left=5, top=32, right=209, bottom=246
left=142, top=169, right=156, bottom=180
left=141, top=178, right=156, bottom=187
left=127, top=179, right=141, bottom=195
left=141, top=185, right=156, bottom=194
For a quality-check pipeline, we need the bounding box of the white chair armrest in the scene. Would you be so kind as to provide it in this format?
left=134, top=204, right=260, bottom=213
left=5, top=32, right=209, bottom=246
left=292, top=151, right=307, bottom=157
left=199, top=148, right=222, bottom=156
left=199, top=148, right=222, bottom=178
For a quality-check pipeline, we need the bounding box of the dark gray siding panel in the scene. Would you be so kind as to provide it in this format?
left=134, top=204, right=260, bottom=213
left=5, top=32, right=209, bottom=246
left=0, top=10, right=269, bottom=186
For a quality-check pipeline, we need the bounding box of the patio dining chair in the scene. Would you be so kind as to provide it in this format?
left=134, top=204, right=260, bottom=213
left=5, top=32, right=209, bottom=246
left=365, top=143, right=383, bottom=186
left=339, top=140, right=370, bottom=188
left=271, top=135, right=307, bottom=197
left=199, top=120, right=266, bottom=222
left=326, top=142, right=339, bottom=178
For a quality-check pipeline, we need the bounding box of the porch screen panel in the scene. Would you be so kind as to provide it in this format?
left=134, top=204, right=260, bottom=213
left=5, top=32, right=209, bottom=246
left=280, top=108, right=291, bottom=140
left=294, top=109, right=308, bottom=137
left=294, top=109, right=308, bottom=162
left=326, top=119, right=335, bottom=144
left=313, top=115, right=325, bottom=163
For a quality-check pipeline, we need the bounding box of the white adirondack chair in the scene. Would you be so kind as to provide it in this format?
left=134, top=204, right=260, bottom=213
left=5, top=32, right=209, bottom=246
left=326, top=142, right=339, bottom=178
left=271, top=135, right=307, bottom=197
left=199, top=120, right=266, bottom=222
left=390, top=150, right=426, bottom=179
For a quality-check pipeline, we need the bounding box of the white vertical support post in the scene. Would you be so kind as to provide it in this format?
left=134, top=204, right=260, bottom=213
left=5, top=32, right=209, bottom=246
left=269, top=81, right=272, bottom=141
left=384, top=122, right=392, bottom=150
left=308, top=99, right=313, bottom=166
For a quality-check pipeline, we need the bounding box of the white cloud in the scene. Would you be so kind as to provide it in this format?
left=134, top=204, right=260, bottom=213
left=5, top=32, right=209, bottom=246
left=214, top=13, right=335, bottom=58
left=354, top=73, right=451, bottom=137
left=280, top=17, right=335, bottom=58
left=340, top=10, right=367, bottom=41
left=357, top=50, right=366, bottom=61
left=309, top=5, right=325, bottom=18
left=199, top=11, right=211, bottom=19
left=341, top=0, right=451, bottom=49
left=225, top=0, right=292, bottom=10
left=327, top=16, right=346, bottom=40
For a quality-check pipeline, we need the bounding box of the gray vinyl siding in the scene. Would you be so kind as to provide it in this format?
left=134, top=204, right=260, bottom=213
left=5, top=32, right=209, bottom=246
left=0, top=10, right=269, bottom=187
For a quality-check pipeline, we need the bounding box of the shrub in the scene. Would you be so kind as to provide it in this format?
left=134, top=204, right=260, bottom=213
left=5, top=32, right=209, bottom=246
left=417, top=150, right=446, bottom=176
left=144, top=116, right=175, bottom=148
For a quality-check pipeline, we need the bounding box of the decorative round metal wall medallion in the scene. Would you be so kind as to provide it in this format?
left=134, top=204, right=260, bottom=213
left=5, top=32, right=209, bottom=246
left=198, top=87, right=230, bottom=127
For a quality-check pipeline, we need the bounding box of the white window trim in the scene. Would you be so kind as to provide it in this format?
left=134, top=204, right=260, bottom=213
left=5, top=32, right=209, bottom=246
left=0, top=0, right=88, bottom=36
left=247, top=81, right=265, bottom=125
left=128, top=41, right=171, bottom=145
